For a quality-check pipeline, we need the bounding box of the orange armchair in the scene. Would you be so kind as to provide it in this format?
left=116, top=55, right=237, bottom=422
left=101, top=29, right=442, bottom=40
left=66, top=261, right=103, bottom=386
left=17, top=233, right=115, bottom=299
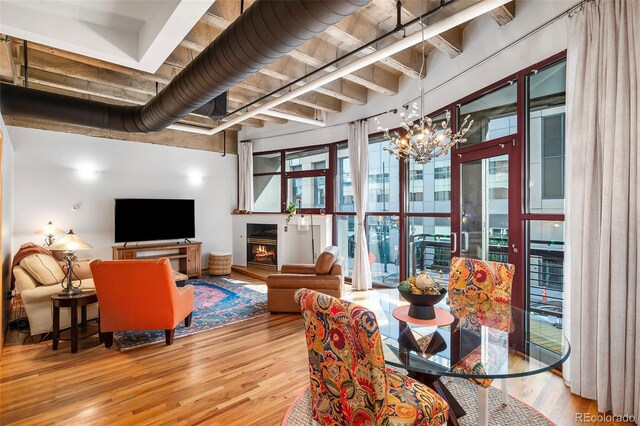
left=90, top=258, right=194, bottom=348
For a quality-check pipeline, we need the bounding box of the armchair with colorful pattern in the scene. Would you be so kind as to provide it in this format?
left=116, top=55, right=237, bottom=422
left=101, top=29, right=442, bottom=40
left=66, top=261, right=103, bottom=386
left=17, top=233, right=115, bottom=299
left=295, top=289, right=448, bottom=426
left=447, top=257, right=515, bottom=423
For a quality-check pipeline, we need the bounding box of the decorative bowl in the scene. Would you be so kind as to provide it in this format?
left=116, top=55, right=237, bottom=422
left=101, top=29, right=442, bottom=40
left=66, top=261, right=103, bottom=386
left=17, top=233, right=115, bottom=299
left=399, top=287, right=447, bottom=320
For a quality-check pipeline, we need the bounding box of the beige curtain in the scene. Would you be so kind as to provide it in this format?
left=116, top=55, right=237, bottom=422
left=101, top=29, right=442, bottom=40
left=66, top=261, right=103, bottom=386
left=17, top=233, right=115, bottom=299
left=348, top=120, right=372, bottom=291
left=566, top=0, right=639, bottom=419
left=238, top=142, right=253, bottom=212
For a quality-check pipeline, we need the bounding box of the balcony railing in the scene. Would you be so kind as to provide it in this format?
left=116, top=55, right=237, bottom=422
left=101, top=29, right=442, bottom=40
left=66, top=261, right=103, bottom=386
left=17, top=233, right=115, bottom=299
left=528, top=239, right=564, bottom=319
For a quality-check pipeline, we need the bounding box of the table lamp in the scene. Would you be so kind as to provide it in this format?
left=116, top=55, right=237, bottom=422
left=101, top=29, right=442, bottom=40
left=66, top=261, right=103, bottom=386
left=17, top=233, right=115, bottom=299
left=48, top=230, right=93, bottom=296
left=38, top=221, right=65, bottom=246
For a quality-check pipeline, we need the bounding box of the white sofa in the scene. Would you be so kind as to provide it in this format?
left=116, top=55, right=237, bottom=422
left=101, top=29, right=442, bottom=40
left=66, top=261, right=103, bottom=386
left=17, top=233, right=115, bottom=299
left=13, top=254, right=98, bottom=336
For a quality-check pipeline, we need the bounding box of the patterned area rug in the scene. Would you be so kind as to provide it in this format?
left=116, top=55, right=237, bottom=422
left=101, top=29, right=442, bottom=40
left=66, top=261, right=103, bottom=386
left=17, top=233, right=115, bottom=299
left=282, top=378, right=555, bottom=426
left=115, top=275, right=268, bottom=351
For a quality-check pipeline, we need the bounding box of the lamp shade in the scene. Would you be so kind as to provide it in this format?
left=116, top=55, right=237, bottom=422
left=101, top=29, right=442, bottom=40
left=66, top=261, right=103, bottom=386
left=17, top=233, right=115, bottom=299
left=48, top=230, right=92, bottom=251
left=37, top=221, right=65, bottom=236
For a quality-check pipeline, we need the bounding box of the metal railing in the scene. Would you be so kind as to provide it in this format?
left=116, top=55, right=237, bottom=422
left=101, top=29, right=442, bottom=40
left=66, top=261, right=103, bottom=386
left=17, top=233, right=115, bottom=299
left=528, top=240, right=564, bottom=318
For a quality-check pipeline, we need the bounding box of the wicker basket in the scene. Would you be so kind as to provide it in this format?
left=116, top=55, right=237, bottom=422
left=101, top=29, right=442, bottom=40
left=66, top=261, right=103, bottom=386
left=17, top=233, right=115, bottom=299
left=208, top=252, right=232, bottom=275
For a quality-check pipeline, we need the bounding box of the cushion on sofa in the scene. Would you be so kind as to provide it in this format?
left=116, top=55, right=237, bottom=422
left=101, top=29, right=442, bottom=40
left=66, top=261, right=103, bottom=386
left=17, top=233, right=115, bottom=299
left=315, top=246, right=339, bottom=275
left=20, top=254, right=65, bottom=285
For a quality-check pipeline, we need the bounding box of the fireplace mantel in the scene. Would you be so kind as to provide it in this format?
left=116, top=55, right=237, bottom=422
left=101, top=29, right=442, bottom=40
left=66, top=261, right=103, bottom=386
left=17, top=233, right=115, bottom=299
left=232, top=214, right=333, bottom=270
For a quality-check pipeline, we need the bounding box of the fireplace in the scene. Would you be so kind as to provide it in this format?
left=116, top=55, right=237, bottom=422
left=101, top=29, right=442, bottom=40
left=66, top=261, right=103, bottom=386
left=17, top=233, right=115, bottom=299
left=247, top=224, right=277, bottom=270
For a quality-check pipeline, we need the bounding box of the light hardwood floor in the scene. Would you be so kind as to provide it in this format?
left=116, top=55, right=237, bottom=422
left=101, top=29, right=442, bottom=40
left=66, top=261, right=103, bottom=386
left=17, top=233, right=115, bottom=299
left=0, top=273, right=627, bottom=425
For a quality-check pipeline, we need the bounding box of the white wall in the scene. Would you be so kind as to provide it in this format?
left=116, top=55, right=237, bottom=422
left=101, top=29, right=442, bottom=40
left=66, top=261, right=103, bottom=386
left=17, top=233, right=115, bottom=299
left=241, top=0, right=579, bottom=152
left=8, top=127, right=237, bottom=265
left=1, top=114, right=15, bottom=333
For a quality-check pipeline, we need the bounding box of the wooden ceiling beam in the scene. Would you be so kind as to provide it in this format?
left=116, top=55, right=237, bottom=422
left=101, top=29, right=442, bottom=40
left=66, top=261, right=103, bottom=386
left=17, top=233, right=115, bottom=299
left=491, top=1, right=515, bottom=27
left=322, top=13, right=424, bottom=79
left=17, top=67, right=153, bottom=105
left=0, top=39, right=14, bottom=83
left=376, top=0, right=465, bottom=59
left=186, top=11, right=376, bottom=100
left=168, top=44, right=343, bottom=113
left=254, top=114, right=288, bottom=125
left=17, top=39, right=179, bottom=85
left=228, top=88, right=319, bottom=120
left=16, top=48, right=159, bottom=96
left=2, top=115, right=237, bottom=154
left=289, top=38, right=399, bottom=95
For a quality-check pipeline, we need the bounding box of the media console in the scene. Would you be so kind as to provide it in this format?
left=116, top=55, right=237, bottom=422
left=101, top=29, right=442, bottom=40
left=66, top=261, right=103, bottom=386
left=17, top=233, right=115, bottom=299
left=112, top=241, right=202, bottom=278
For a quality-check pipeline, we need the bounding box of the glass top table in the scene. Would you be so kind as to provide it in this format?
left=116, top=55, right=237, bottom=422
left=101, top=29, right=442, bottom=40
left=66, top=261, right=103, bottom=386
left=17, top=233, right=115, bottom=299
left=381, top=294, right=570, bottom=380
left=345, top=290, right=570, bottom=425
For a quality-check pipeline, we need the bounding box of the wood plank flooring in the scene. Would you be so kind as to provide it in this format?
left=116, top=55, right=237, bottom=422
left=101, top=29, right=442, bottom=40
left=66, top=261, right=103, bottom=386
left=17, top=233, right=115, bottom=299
left=0, top=273, right=626, bottom=425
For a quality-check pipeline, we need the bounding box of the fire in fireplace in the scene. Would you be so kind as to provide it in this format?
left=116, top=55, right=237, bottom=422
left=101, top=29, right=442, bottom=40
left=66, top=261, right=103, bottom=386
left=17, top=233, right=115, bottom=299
left=251, top=245, right=276, bottom=265
left=247, top=224, right=277, bottom=270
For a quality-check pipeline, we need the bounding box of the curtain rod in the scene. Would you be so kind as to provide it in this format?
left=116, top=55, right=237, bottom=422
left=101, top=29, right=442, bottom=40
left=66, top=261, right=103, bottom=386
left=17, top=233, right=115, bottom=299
left=249, top=0, right=586, bottom=144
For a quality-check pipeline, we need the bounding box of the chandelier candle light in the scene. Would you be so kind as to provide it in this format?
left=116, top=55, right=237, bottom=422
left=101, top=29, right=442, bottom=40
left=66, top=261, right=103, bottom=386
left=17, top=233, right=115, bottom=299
left=377, top=2, right=473, bottom=164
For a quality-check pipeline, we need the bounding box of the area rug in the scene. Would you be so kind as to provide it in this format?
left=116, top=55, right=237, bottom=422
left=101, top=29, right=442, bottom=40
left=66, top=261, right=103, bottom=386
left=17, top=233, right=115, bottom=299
left=281, top=378, right=555, bottom=426
left=114, top=275, right=268, bottom=351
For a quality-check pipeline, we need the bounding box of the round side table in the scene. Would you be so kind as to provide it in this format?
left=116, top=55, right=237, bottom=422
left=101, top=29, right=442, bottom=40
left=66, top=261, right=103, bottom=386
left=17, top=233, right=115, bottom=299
left=51, top=291, right=100, bottom=353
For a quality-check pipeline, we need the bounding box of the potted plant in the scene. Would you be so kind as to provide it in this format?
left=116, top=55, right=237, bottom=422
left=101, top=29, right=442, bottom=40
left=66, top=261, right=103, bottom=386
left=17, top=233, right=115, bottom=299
left=284, top=201, right=297, bottom=232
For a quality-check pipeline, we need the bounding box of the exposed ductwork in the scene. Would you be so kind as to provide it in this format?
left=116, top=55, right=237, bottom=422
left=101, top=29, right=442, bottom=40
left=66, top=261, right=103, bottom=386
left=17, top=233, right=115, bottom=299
left=192, top=93, right=228, bottom=120
left=0, top=0, right=371, bottom=133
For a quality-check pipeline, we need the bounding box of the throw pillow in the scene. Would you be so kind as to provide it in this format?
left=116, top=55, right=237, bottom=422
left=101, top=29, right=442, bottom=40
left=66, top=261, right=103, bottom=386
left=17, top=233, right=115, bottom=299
left=20, top=254, right=65, bottom=285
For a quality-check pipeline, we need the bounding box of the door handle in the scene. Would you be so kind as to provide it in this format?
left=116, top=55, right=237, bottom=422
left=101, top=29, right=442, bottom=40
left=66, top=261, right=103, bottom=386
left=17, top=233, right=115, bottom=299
left=450, top=232, right=457, bottom=253
left=461, top=232, right=469, bottom=253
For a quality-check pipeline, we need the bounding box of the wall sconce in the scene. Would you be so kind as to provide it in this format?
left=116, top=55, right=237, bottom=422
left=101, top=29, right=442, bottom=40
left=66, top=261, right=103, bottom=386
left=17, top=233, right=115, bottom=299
left=76, top=168, right=99, bottom=180
left=188, top=175, right=204, bottom=185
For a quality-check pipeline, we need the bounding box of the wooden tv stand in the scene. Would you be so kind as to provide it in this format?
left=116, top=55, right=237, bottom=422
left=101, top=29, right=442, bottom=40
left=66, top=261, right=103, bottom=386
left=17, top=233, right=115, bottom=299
left=112, top=241, right=202, bottom=278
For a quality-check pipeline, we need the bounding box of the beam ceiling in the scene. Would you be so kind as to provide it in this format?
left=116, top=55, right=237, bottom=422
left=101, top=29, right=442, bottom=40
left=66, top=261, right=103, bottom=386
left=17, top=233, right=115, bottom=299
left=0, top=0, right=515, bottom=151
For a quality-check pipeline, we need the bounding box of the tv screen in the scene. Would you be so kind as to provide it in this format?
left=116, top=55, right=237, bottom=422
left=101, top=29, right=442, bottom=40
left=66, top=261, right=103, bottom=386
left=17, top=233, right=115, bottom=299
left=115, top=198, right=195, bottom=243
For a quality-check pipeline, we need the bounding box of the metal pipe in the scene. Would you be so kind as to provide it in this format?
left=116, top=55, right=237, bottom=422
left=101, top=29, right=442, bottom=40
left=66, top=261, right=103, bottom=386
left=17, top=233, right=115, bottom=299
left=1, top=0, right=371, bottom=133
left=206, top=0, right=512, bottom=136
left=228, top=0, right=457, bottom=116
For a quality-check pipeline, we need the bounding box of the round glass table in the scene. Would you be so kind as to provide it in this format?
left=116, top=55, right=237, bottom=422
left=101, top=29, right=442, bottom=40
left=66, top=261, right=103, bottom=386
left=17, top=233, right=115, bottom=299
left=378, top=294, right=570, bottom=426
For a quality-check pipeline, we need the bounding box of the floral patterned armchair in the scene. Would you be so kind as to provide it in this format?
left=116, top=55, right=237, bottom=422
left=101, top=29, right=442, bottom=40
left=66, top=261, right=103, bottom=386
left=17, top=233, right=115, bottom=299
left=448, top=257, right=515, bottom=389
left=295, top=289, right=448, bottom=426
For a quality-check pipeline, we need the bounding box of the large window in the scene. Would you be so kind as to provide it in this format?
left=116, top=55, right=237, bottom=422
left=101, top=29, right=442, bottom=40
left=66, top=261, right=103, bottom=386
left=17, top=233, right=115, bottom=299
left=528, top=60, right=566, bottom=213
left=335, top=136, right=400, bottom=285
left=248, top=55, right=568, bottom=326
left=368, top=136, right=400, bottom=212
left=252, top=146, right=332, bottom=213
left=253, top=152, right=281, bottom=212
left=336, top=144, right=353, bottom=212
left=368, top=215, right=400, bottom=286
left=408, top=112, right=451, bottom=213
left=285, top=147, right=329, bottom=210
left=459, top=83, right=518, bottom=146
left=408, top=217, right=451, bottom=277
left=526, top=58, right=566, bottom=351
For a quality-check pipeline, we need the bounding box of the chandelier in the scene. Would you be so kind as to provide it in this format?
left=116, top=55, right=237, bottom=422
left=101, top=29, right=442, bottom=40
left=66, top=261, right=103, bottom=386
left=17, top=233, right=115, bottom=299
left=378, top=109, right=473, bottom=164
left=376, top=2, right=473, bottom=165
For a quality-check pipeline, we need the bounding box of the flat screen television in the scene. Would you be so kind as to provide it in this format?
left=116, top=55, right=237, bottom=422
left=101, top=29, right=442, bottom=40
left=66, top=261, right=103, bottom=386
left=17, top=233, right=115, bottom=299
left=115, top=198, right=195, bottom=243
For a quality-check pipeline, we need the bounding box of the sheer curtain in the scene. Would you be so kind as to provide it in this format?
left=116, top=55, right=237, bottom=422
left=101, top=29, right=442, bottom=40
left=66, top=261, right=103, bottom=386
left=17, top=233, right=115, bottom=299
left=348, top=120, right=372, bottom=291
left=566, top=0, right=639, bottom=419
left=238, top=141, right=254, bottom=212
